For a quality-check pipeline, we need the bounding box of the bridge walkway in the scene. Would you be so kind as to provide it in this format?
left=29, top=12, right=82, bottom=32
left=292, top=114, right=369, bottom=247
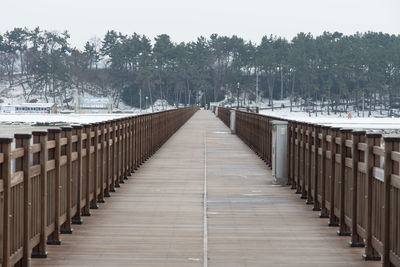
left=31, top=111, right=379, bottom=266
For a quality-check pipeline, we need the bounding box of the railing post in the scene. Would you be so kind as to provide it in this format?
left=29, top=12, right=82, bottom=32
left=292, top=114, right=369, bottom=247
left=83, top=124, right=91, bottom=216
left=295, top=123, right=301, bottom=193
left=148, top=115, right=151, bottom=157
left=119, top=119, right=124, bottom=183
left=60, top=126, right=73, bottom=234
left=110, top=120, right=116, bottom=192
left=382, top=136, right=397, bottom=267
left=262, top=117, right=266, bottom=162
left=300, top=124, right=307, bottom=199
left=149, top=114, right=155, bottom=157
left=15, top=133, right=32, bottom=267
left=139, top=116, right=143, bottom=165
left=123, top=119, right=128, bottom=180
left=350, top=130, right=365, bottom=247
left=319, top=126, right=329, bottom=218
left=132, top=116, right=136, bottom=170
left=98, top=122, right=105, bottom=203
left=289, top=122, right=296, bottom=189
left=140, top=116, right=144, bottom=164
left=133, top=117, right=138, bottom=170
left=306, top=124, right=313, bottom=204
left=137, top=116, right=140, bottom=169
left=71, top=124, right=83, bottom=224
left=144, top=116, right=148, bottom=160
left=123, top=118, right=127, bottom=176
left=312, top=125, right=321, bottom=211
left=126, top=118, right=131, bottom=175
left=337, top=129, right=352, bottom=236
left=130, top=117, right=135, bottom=173
left=91, top=123, right=99, bottom=209
left=328, top=127, right=340, bottom=226
left=1, top=137, right=13, bottom=266
left=104, top=121, right=111, bottom=197
left=47, top=128, right=62, bottom=245
left=363, top=132, right=382, bottom=260
left=31, top=130, right=48, bottom=258
left=121, top=119, right=125, bottom=180
left=115, top=119, right=121, bottom=186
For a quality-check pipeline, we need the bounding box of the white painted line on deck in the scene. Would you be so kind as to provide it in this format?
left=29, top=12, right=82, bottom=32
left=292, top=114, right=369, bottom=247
left=203, top=132, right=208, bottom=267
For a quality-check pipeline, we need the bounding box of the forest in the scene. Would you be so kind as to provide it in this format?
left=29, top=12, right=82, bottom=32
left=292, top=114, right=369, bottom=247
left=0, top=27, right=399, bottom=113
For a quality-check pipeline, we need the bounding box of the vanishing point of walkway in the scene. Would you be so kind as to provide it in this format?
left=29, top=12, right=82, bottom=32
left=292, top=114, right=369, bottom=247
left=32, top=111, right=380, bottom=267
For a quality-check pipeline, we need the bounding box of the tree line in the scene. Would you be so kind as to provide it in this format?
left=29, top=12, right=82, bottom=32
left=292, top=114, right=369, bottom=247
left=0, top=27, right=399, bottom=113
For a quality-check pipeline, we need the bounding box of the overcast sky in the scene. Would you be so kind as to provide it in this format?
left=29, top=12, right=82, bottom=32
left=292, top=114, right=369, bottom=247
left=1, top=0, right=399, bottom=48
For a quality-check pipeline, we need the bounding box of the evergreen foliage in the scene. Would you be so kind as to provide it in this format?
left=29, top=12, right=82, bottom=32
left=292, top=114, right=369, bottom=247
left=0, top=28, right=399, bottom=112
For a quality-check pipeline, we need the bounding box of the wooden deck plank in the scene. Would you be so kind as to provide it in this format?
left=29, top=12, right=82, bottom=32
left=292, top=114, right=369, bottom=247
left=31, top=111, right=380, bottom=266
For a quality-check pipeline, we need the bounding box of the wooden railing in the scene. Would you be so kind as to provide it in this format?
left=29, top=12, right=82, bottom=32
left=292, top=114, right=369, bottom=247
left=0, top=107, right=198, bottom=267
left=216, top=107, right=400, bottom=267
left=217, top=107, right=230, bottom=128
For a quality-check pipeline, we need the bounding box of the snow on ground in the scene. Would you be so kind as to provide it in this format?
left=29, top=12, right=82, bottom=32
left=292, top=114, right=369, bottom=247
left=0, top=83, right=177, bottom=113
left=260, top=109, right=400, bottom=128
left=224, top=97, right=400, bottom=131
left=0, top=101, right=178, bottom=125
left=0, top=83, right=178, bottom=126
left=0, top=113, right=134, bottom=124
left=248, top=99, right=400, bottom=131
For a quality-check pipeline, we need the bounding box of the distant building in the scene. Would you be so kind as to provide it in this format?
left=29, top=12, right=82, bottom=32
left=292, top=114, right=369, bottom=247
left=209, top=102, right=220, bottom=110
left=75, top=96, right=112, bottom=113
left=0, top=103, right=57, bottom=114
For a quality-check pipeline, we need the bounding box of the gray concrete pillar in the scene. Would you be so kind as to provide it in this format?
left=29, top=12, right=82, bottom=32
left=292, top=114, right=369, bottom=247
left=230, top=109, right=236, bottom=134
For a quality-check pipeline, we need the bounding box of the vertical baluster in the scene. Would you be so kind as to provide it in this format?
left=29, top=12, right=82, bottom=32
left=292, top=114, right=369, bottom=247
left=312, top=126, right=321, bottom=212
left=91, top=123, right=99, bottom=209
left=47, top=128, right=62, bottom=245
left=350, top=130, right=365, bottom=247
left=338, top=129, right=352, bottom=236
left=123, top=119, right=128, bottom=180
left=1, top=138, right=13, bottom=266
left=60, top=126, right=73, bottom=234
left=72, top=125, right=83, bottom=224
left=98, top=123, right=106, bottom=203
left=116, top=119, right=122, bottom=185
left=130, top=117, right=135, bottom=173
left=82, top=124, right=91, bottom=216
left=382, top=136, right=397, bottom=267
left=15, top=133, right=32, bottom=266
left=105, top=121, right=112, bottom=196
left=295, top=123, right=301, bottom=194
left=119, top=120, right=125, bottom=183
left=301, top=124, right=307, bottom=199
left=328, top=127, right=340, bottom=226
left=320, top=126, right=329, bottom=218
left=363, top=133, right=381, bottom=260
left=290, top=122, right=296, bottom=189
left=306, top=124, right=313, bottom=204
left=127, top=118, right=132, bottom=175
left=109, top=120, right=116, bottom=191
left=31, top=131, right=48, bottom=258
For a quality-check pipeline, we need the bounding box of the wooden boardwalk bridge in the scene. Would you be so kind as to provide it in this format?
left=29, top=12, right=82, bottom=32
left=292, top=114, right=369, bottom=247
left=0, top=108, right=398, bottom=266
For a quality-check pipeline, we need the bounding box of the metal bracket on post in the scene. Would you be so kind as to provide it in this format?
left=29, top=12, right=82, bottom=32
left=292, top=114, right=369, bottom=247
left=230, top=109, right=236, bottom=134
